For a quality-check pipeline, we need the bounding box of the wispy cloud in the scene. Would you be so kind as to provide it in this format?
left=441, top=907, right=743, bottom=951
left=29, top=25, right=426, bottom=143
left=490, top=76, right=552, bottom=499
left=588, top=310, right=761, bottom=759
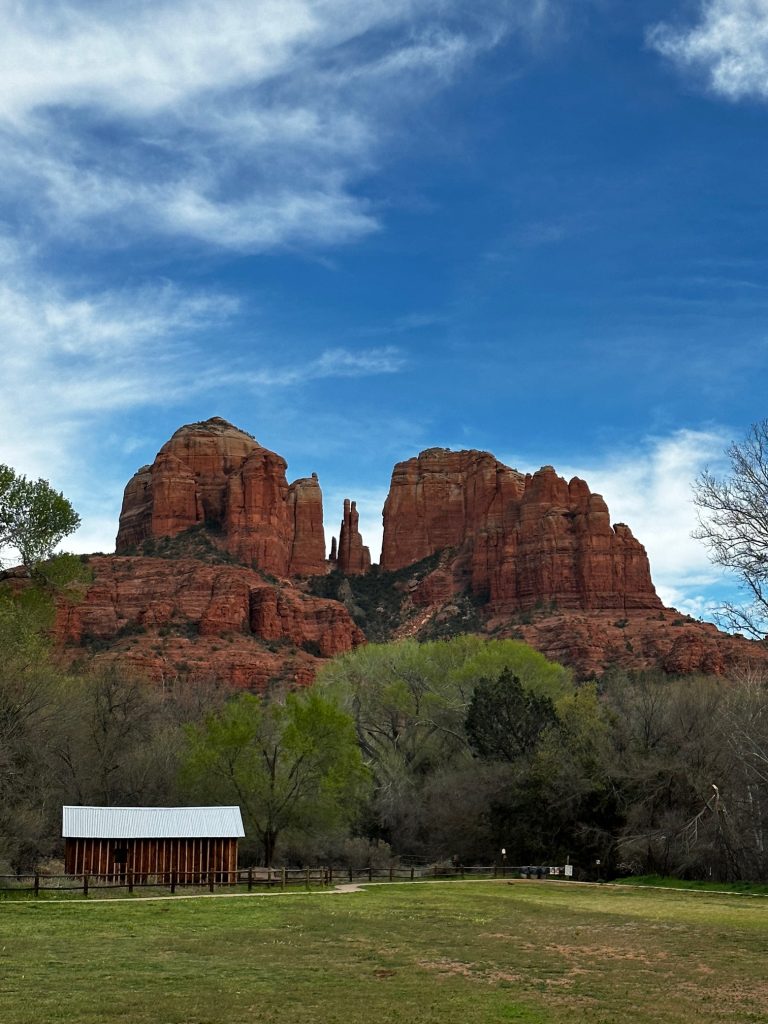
left=649, top=0, right=768, bottom=101
left=234, top=347, right=406, bottom=389
left=0, top=0, right=551, bottom=253
left=0, top=1, right=567, bottom=560
left=0, top=239, right=407, bottom=558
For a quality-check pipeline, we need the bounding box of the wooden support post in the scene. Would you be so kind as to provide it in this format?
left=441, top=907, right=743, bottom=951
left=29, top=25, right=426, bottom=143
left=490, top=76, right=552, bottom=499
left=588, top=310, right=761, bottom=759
left=410, top=866, right=415, bottom=881
left=281, top=866, right=286, bottom=890
left=493, top=864, right=497, bottom=879
left=368, top=866, right=373, bottom=882
left=305, top=867, right=310, bottom=890
left=248, top=867, right=253, bottom=892
left=329, top=865, right=333, bottom=885
left=434, top=864, right=438, bottom=879
left=389, top=865, right=394, bottom=882
left=348, top=866, right=353, bottom=883
left=208, top=870, right=214, bottom=893
left=33, top=873, right=39, bottom=897
left=83, top=874, right=89, bottom=897
left=461, top=864, right=465, bottom=880
left=128, top=869, right=133, bottom=894
left=171, top=871, right=176, bottom=895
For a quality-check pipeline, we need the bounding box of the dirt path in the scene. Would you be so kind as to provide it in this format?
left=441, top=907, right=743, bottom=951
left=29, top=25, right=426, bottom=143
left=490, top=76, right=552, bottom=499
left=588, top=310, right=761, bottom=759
left=3, top=877, right=763, bottom=908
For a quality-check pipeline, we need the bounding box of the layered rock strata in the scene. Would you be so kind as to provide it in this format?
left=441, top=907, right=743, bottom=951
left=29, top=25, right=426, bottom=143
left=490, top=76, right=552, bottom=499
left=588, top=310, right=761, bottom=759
left=382, top=448, right=661, bottom=613
left=116, top=418, right=326, bottom=576
left=56, top=556, right=365, bottom=689
left=58, top=420, right=767, bottom=685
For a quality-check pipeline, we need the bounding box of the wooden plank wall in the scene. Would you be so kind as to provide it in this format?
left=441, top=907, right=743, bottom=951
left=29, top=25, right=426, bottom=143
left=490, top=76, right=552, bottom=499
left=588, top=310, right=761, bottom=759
left=64, top=838, right=238, bottom=881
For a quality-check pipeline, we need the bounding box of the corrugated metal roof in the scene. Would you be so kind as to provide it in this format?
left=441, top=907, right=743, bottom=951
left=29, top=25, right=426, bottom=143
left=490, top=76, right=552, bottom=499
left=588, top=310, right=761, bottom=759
left=62, top=806, right=245, bottom=839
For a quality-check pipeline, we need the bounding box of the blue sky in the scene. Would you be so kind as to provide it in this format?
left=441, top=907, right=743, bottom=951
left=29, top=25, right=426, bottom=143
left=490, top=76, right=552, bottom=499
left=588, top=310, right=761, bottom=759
left=1, top=0, right=767, bottom=620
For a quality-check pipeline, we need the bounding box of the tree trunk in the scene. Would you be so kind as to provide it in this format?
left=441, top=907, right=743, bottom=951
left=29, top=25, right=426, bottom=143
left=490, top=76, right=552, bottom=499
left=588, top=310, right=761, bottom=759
left=263, top=829, right=278, bottom=867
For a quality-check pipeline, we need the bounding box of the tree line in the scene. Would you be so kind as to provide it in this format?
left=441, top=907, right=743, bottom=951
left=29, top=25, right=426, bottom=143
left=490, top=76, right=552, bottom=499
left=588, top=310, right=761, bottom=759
left=4, top=420, right=768, bottom=882
left=3, top=580, right=767, bottom=883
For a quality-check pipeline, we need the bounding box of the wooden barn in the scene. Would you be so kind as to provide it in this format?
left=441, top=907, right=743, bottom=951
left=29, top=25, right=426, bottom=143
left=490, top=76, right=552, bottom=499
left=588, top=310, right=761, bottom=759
left=62, top=806, right=245, bottom=882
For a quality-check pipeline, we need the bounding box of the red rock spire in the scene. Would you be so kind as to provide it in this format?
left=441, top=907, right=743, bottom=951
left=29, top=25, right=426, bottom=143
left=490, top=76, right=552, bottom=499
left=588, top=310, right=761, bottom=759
left=337, top=498, right=371, bottom=576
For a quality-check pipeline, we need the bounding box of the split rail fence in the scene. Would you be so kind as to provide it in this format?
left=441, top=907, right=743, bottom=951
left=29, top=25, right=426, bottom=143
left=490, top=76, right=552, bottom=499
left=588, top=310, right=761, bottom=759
left=0, top=863, right=571, bottom=898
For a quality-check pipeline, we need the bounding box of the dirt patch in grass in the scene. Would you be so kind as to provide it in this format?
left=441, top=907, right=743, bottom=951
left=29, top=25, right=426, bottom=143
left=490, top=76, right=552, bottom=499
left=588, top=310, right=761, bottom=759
left=4, top=881, right=768, bottom=1024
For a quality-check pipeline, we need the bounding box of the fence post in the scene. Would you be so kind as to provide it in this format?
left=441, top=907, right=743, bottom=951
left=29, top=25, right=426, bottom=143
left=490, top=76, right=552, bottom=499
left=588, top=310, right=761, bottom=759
left=127, top=869, right=134, bottom=894
left=83, top=874, right=89, bottom=897
left=348, top=865, right=353, bottom=883
left=305, top=867, right=310, bottom=890
left=33, top=873, right=40, bottom=897
left=461, top=864, right=465, bottom=880
left=493, top=864, right=497, bottom=879
left=171, top=871, right=176, bottom=895
left=410, top=866, right=415, bottom=881
left=248, top=867, right=253, bottom=892
left=281, top=866, right=286, bottom=890
left=389, top=865, right=394, bottom=882
left=329, top=865, right=333, bottom=885
left=434, top=864, right=438, bottom=879
left=208, top=870, right=214, bottom=893
left=368, top=866, right=373, bottom=882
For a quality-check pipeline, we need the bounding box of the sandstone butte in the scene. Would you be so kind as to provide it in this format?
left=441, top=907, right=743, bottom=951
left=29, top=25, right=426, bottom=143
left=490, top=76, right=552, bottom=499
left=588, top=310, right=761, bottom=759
left=44, top=417, right=768, bottom=686
left=381, top=448, right=661, bottom=613
left=116, top=416, right=328, bottom=577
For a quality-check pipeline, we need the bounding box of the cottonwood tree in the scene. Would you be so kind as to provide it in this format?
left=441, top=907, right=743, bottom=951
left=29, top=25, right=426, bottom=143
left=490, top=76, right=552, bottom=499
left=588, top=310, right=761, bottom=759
left=693, top=420, right=768, bottom=638
left=180, top=690, right=368, bottom=865
left=0, top=596, right=60, bottom=869
left=0, top=465, right=80, bottom=573
left=317, top=637, right=574, bottom=858
left=51, top=665, right=176, bottom=808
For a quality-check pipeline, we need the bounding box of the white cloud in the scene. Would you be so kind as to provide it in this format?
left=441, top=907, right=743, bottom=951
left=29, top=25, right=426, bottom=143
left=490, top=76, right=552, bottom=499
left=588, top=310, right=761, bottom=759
left=563, top=430, right=729, bottom=588
left=233, top=347, right=405, bottom=389
left=0, top=0, right=550, bottom=252
left=649, top=0, right=768, bottom=101
left=0, top=239, right=406, bottom=560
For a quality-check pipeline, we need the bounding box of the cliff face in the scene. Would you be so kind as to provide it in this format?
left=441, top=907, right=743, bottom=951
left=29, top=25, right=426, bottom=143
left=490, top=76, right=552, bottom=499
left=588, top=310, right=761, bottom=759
left=56, top=556, right=365, bottom=689
left=382, top=449, right=661, bottom=613
left=54, top=420, right=767, bottom=684
left=116, top=418, right=326, bottom=576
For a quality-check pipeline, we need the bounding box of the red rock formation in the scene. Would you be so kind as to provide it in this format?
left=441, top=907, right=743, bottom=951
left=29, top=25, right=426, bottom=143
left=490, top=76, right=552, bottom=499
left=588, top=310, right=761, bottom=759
left=382, top=449, right=661, bottom=613
left=74, top=423, right=768, bottom=685
left=250, top=587, right=366, bottom=656
left=499, top=609, right=765, bottom=680
left=287, top=474, right=326, bottom=576
left=336, top=498, right=371, bottom=576
left=55, top=555, right=364, bottom=689
left=116, top=418, right=326, bottom=576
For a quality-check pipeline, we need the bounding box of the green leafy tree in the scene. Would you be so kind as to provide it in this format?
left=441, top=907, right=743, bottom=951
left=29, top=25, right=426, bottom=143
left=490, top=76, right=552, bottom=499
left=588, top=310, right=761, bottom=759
left=317, top=636, right=573, bottom=855
left=180, top=690, right=369, bottom=865
left=0, top=465, right=80, bottom=572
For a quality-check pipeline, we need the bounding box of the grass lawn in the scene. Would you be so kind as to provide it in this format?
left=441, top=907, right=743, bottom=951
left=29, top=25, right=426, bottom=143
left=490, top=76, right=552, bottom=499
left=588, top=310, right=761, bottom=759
left=2, top=880, right=767, bottom=1024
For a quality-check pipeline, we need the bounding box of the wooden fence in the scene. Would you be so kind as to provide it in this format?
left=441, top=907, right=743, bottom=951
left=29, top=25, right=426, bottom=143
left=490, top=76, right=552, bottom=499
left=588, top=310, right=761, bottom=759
left=0, top=863, right=570, bottom=898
